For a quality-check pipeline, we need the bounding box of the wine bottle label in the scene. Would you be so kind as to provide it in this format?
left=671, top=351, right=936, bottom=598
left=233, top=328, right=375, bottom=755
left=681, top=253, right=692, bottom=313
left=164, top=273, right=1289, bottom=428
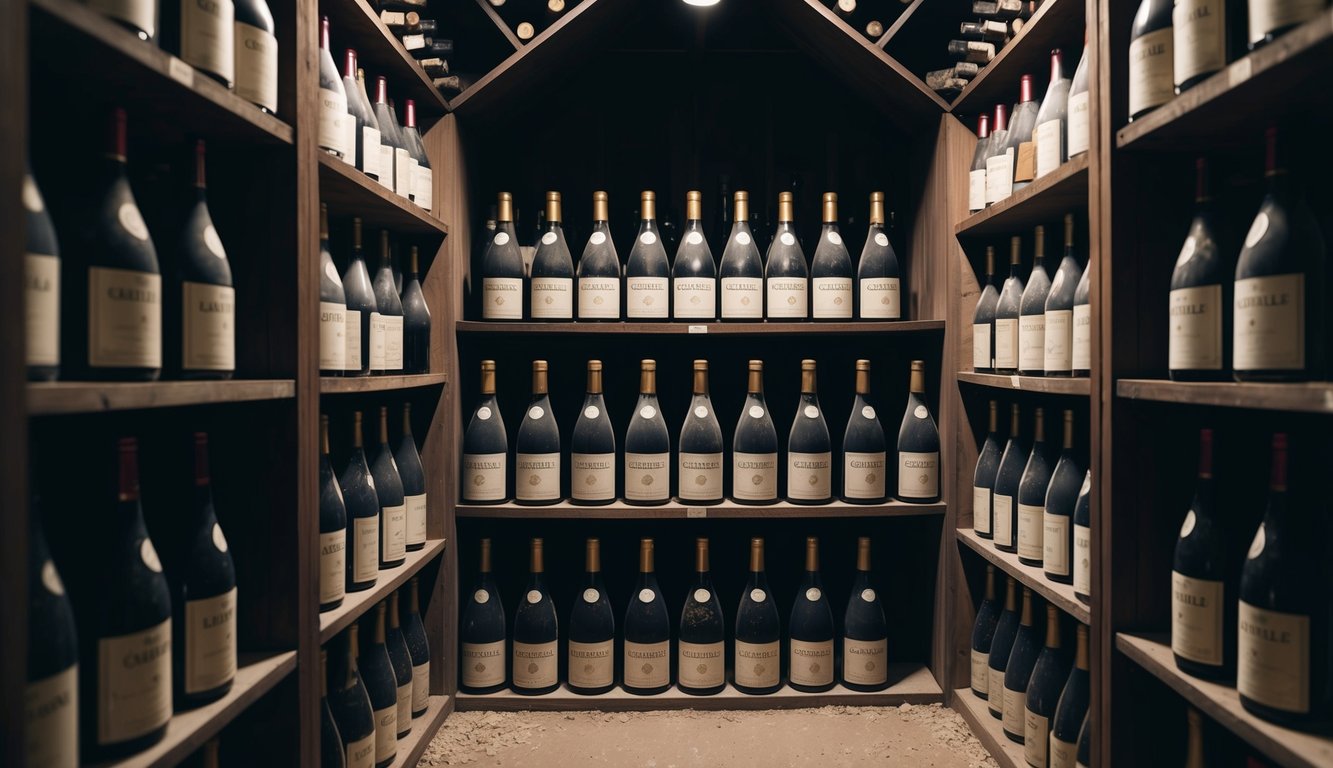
left=368, top=311, right=387, bottom=370
left=969, top=168, right=987, bottom=212
left=1044, top=309, right=1073, bottom=372
left=344, top=308, right=361, bottom=371
left=360, top=126, right=382, bottom=177
left=395, top=682, right=412, bottom=734
left=1067, top=92, right=1090, bottom=157
left=234, top=23, right=277, bottom=111
left=993, top=494, right=1014, bottom=547
left=413, top=165, right=433, bottom=210
left=859, top=278, right=901, bottom=319
left=578, top=277, right=620, bottom=319
left=1169, top=284, right=1223, bottom=370
left=463, top=452, right=506, bottom=502
left=678, top=641, right=725, bottom=689
left=1234, top=273, right=1304, bottom=371
left=318, top=87, right=348, bottom=156
left=462, top=641, right=505, bottom=688
left=843, top=638, right=888, bottom=685
left=394, top=149, right=416, bottom=200
left=531, top=277, right=574, bottom=319
left=994, top=317, right=1018, bottom=369
left=1035, top=119, right=1063, bottom=178
left=1050, top=735, right=1077, bottom=768
left=1017, top=503, right=1045, bottom=561
left=734, top=641, right=780, bottom=688
left=1043, top=513, right=1071, bottom=576
left=787, top=452, right=832, bottom=500
left=25, top=253, right=60, bottom=368
left=96, top=618, right=171, bottom=745
left=973, top=486, right=992, bottom=535
left=182, top=0, right=235, bottom=84
left=1072, top=305, right=1091, bottom=370
left=1024, top=710, right=1050, bottom=767
left=346, top=733, right=375, bottom=768
left=811, top=277, right=853, bottom=319
left=181, top=281, right=235, bottom=371
left=319, top=529, right=346, bottom=604
left=567, top=640, right=613, bottom=689
left=732, top=452, right=777, bottom=501
left=383, top=315, right=403, bottom=371
left=1174, top=0, right=1226, bottom=84
left=572, top=453, right=615, bottom=501
left=1074, top=523, right=1092, bottom=595
left=378, top=144, right=396, bottom=191
left=766, top=278, right=808, bottom=319
left=789, top=639, right=834, bottom=687
left=1129, top=28, right=1174, bottom=116
left=985, top=149, right=1014, bottom=204
left=1018, top=313, right=1046, bottom=371
left=898, top=451, right=939, bottom=500
left=373, top=705, right=397, bottom=763
left=184, top=587, right=236, bottom=695
left=411, top=661, right=430, bottom=712
left=721, top=277, right=763, bottom=318
left=843, top=451, right=886, bottom=500
left=25, top=665, right=78, bottom=767
left=678, top=452, right=723, bottom=501
left=1238, top=601, right=1310, bottom=713
left=88, top=267, right=162, bottom=369
left=987, top=667, right=1006, bottom=714
left=674, top=278, right=716, bottom=319
left=88, top=0, right=155, bottom=37
left=624, top=452, right=669, bottom=501
left=353, top=515, right=378, bottom=583
left=624, top=276, right=668, bottom=318
left=382, top=503, right=407, bottom=561
left=405, top=493, right=427, bottom=546
left=1014, top=141, right=1037, bottom=184
left=970, top=648, right=989, bottom=695
left=1171, top=572, right=1224, bottom=665
left=1249, top=0, right=1323, bottom=42
left=512, top=641, right=558, bottom=689
left=1002, top=688, right=1026, bottom=737
left=319, top=301, right=346, bottom=370
left=624, top=641, right=670, bottom=689
left=972, top=323, right=991, bottom=370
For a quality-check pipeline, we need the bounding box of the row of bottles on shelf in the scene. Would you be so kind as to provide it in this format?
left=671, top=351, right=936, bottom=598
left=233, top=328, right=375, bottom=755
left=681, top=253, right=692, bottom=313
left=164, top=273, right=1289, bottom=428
left=318, top=205, right=433, bottom=377
left=928, top=0, right=1041, bottom=97
left=972, top=403, right=1092, bottom=596
left=461, top=536, right=893, bottom=696
left=461, top=357, right=940, bottom=506
left=972, top=215, right=1090, bottom=378
left=318, top=19, right=434, bottom=211
left=968, top=46, right=1090, bottom=213
left=486, top=0, right=568, bottom=43
left=26, top=435, right=236, bottom=764
left=319, top=407, right=428, bottom=612
left=481, top=189, right=903, bottom=322
left=323, top=586, right=432, bottom=768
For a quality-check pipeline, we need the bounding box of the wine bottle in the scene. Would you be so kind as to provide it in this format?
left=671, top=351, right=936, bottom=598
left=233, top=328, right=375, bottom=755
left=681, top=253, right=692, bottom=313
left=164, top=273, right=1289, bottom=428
left=371, top=78, right=401, bottom=195
left=402, top=100, right=432, bottom=211
left=341, top=412, right=380, bottom=592
left=348, top=67, right=380, bottom=182
left=24, top=162, right=60, bottom=382
left=765, top=191, right=809, bottom=320
left=515, top=360, right=562, bottom=504
left=789, top=537, right=835, bottom=693
left=359, top=604, right=398, bottom=767
left=731, top=360, right=779, bottom=505
left=384, top=592, right=413, bottom=738
left=318, top=205, right=347, bottom=376
left=1233, top=127, right=1327, bottom=381
left=843, top=537, right=889, bottom=691
left=1023, top=604, right=1071, bottom=768
left=994, top=403, right=1027, bottom=553
left=672, top=190, right=717, bottom=320
left=89, top=438, right=171, bottom=757
left=460, top=539, right=506, bottom=693
left=858, top=191, right=901, bottom=320
left=571, top=360, right=616, bottom=505
left=897, top=360, right=940, bottom=503
left=233, top=0, right=277, bottom=112
left=393, top=245, right=429, bottom=373
left=530, top=192, right=574, bottom=320
left=317, top=18, right=350, bottom=159
left=395, top=404, right=426, bottom=552
left=462, top=360, right=508, bottom=504
left=973, top=401, right=1003, bottom=539
left=1073, top=470, right=1092, bottom=603
left=788, top=359, right=833, bottom=505
left=341, top=218, right=375, bottom=377
left=319, top=650, right=344, bottom=768
left=1072, top=251, right=1092, bottom=377
left=319, top=415, right=348, bottom=611
left=1075, top=712, right=1090, bottom=767
left=969, top=113, right=992, bottom=213
left=386, top=99, right=416, bottom=201
left=1067, top=43, right=1090, bottom=159
left=1019, top=226, right=1050, bottom=376
left=1169, top=159, right=1229, bottom=380
left=624, top=191, right=671, bottom=319
left=719, top=191, right=764, bottom=320
left=1006, top=75, right=1039, bottom=192
left=1002, top=588, right=1042, bottom=743
left=1174, top=0, right=1229, bottom=91
left=401, top=578, right=430, bottom=716
left=329, top=627, right=375, bottom=768
left=172, top=139, right=235, bottom=379
left=1043, top=410, right=1083, bottom=583
left=161, top=0, right=234, bottom=85
left=339, top=50, right=369, bottom=175
left=1049, top=624, right=1091, bottom=768
left=987, top=576, right=1020, bottom=717
left=679, top=538, right=726, bottom=695
left=577, top=191, right=621, bottom=321
left=568, top=539, right=614, bottom=695
left=1185, top=708, right=1206, bottom=768
left=513, top=538, right=558, bottom=695
left=1017, top=407, right=1054, bottom=566
left=811, top=193, right=854, bottom=320
left=678, top=360, right=725, bottom=505
left=623, top=538, right=671, bottom=694
left=1129, top=0, right=1175, bottom=121
left=371, top=407, right=406, bottom=568
left=984, top=103, right=1012, bottom=206
left=1249, top=0, right=1325, bottom=47
left=973, top=247, right=999, bottom=372
left=1034, top=49, right=1070, bottom=179
left=625, top=359, right=670, bottom=505
left=1172, top=429, right=1233, bottom=679
left=843, top=359, right=887, bottom=504
left=734, top=537, right=781, bottom=694
left=1044, top=215, right=1082, bottom=377
left=970, top=565, right=1002, bottom=700
left=26, top=493, right=79, bottom=768
left=994, top=237, right=1024, bottom=374
left=371, top=231, right=404, bottom=374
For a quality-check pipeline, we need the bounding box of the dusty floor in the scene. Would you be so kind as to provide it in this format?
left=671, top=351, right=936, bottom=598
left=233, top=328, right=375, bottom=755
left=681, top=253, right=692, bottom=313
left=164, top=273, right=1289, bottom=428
left=423, top=704, right=999, bottom=767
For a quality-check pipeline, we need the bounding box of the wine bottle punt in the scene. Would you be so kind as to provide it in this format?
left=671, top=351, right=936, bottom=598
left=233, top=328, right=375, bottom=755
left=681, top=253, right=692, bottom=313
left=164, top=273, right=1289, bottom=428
left=625, top=191, right=671, bottom=319
left=843, top=537, right=889, bottom=691
left=26, top=493, right=79, bottom=768
left=994, top=236, right=1024, bottom=374
left=320, top=650, right=345, bottom=768
left=371, top=231, right=403, bottom=374
left=359, top=604, right=398, bottom=767
left=969, top=113, right=992, bottom=213
left=371, top=407, right=406, bottom=568
left=625, top=359, right=671, bottom=505
left=1128, top=0, right=1175, bottom=121
left=1073, top=470, right=1092, bottom=603
left=624, top=538, right=672, bottom=695
left=482, top=192, right=524, bottom=321
left=970, top=565, right=1001, bottom=700
left=577, top=191, right=621, bottom=321
left=568, top=539, right=615, bottom=695
left=460, top=539, right=506, bottom=693
left=396, top=404, right=427, bottom=551
left=673, top=190, right=717, bottom=320
left=512, top=538, right=559, bottom=695
left=1045, top=215, right=1082, bottom=377
left=329, top=626, right=375, bottom=768
left=1169, top=159, right=1229, bottom=380
left=973, top=246, right=999, bottom=372
left=1023, top=604, right=1071, bottom=767
left=897, top=360, right=940, bottom=503
left=317, top=18, right=350, bottom=159
left=787, top=360, right=833, bottom=505
left=571, top=360, right=616, bottom=505
left=516, top=360, right=562, bottom=504
left=401, top=247, right=431, bottom=374
left=1017, top=407, right=1054, bottom=566
left=1033, top=48, right=1070, bottom=179
left=1002, top=588, right=1041, bottom=743
left=973, top=400, right=1002, bottom=539
left=1049, top=624, right=1090, bottom=767
left=462, top=360, right=508, bottom=504
left=401, top=578, right=430, bottom=716
left=734, top=538, right=781, bottom=694
left=171, top=139, right=235, bottom=379
left=1172, top=429, right=1233, bottom=679
left=993, top=403, right=1026, bottom=554
left=341, top=218, right=375, bottom=376
left=987, top=576, right=1020, bottom=718
left=678, top=360, right=725, bottom=505
left=719, top=191, right=764, bottom=320
left=320, top=415, right=348, bottom=611
left=1019, top=225, right=1050, bottom=376
left=341, top=412, right=380, bottom=592
left=765, top=191, right=809, bottom=320
left=811, top=193, right=853, bottom=320
left=385, top=591, right=413, bottom=738
left=858, top=191, right=901, bottom=320
left=789, top=537, right=835, bottom=693
left=679, top=537, right=726, bottom=695
left=1043, top=410, right=1083, bottom=583
left=843, top=359, right=887, bottom=504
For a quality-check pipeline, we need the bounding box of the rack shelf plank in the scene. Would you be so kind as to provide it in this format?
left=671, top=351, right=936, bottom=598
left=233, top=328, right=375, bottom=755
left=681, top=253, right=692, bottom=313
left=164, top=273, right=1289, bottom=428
left=952, top=688, right=1026, bottom=768
left=387, top=695, right=454, bottom=768
left=955, top=155, right=1089, bottom=238
left=1117, top=633, right=1333, bottom=768
left=27, top=380, right=296, bottom=415
left=320, top=372, right=448, bottom=394
left=958, top=372, right=1091, bottom=395
left=950, top=0, right=1085, bottom=114
left=318, top=155, right=449, bottom=235
left=456, top=320, right=946, bottom=336
left=956, top=527, right=1090, bottom=625
left=319, top=538, right=447, bottom=643
left=319, top=0, right=450, bottom=123
left=1116, top=378, right=1333, bottom=414
left=458, top=499, right=946, bottom=520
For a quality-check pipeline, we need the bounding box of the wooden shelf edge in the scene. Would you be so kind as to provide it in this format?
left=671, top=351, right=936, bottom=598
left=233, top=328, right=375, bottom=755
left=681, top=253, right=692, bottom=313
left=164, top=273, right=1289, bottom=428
left=319, top=372, right=448, bottom=394
left=956, top=528, right=1090, bottom=625
left=1116, top=378, right=1333, bottom=414
left=317, top=154, right=449, bottom=235
left=472, top=0, right=523, bottom=50
left=950, top=0, right=1081, bottom=114
left=455, top=319, right=947, bottom=335
left=457, top=499, right=946, bottom=519
left=957, top=371, right=1091, bottom=395
left=954, top=154, right=1089, bottom=237
left=880, top=0, right=926, bottom=46
left=952, top=687, right=1026, bottom=768
left=319, top=539, right=448, bottom=643
left=1116, top=633, right=1333, bottom=768
left=387, top=694, right=454, bottom=768
left=27, top=380, right=296, bottom=415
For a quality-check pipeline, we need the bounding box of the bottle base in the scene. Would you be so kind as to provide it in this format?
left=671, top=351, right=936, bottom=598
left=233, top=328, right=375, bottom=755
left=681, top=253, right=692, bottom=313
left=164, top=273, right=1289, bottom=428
left=730, top=497, right=780, bottom=506
left=975, top=530, right=994, bottom=540
left=512, top=684, right=560, bottom=696
left=987, top=704, right=1002, bottom=720
left=380, top=558, right=406, bottom=570
left=677, top=497, right=724, bottom=506
left=623, top=684, right=671, bottom=696
left=176, top=680, right=233, bottom=710
left=462, top=497, right=512, bottom=506
left=91, top=725, right=168, bottom=760
left=406, top=542, right=425, bottom=552
left=73, top=366, right=161, bottom=382
left=624, top=498, right=672, bottom=507
left=785, top=497, right=832, bottom=506
left=788, top=681, right=835, bottom=694
left=459, top=683, right=507, bottom=695
left=733, top=683, right=782, bottom=695
left=1174, top=655, right=1230, bottom=682
left=1168, top=368, right=1229, bottom=382
left=1044, top=571, right=1072, bottom=585
left=1017, top=555, right=1041, bottom=568
left=1002, top=727, right=1025, bottom=744
left=678, top=683, right=726, bottom=696
left=569, top=497, right=617, bottom=507
left=1239, top=695, right=1319, bottom=729
left=1075, top=591, right=1090, bottom=604
left=28, top=366, right=59, bottom=382
left=841, top=680, right=889, bottom=693
left=1234, top=370, right=1315, bottom=383
left=179, top=370, right=235, bottom=381
left=412, top=707, right=428, bottom=718
left=970, top=686, right=988, bottom=701
left=840, top=495, right=887, bottom=505
left=1017, top=368, right=1044, bottom=377
left=897, top=495, right=941, bottom=505
left=568, top=684, right=616, bottom=696
left=320, top=597, right=345, bottom=612
left=515, top=497, right=565, bottom=506
left=348, top=579, right=377, bottom=593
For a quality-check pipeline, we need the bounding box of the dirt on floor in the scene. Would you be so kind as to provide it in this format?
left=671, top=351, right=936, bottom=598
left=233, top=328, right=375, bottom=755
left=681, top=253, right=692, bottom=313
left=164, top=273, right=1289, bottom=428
left=422, top=704, right=999, bottom=768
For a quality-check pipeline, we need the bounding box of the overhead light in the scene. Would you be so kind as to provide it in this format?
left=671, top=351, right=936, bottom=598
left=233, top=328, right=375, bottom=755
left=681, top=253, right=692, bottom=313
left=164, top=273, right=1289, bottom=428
left=683, top=0, right=720, bottom=6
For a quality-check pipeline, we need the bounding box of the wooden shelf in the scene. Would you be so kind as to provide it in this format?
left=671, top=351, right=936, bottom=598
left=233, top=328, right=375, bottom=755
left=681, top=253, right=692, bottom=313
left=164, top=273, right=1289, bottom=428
left=27, top=380, right=296, bottom=415
left=1117, top=9, right=1333, bottom=151
left=29, top=0, right=293, bottom=145
left=1117, top=633, right=1333, bottom=768
left=319, top=538, right=447, bottom=643
left=456, top=319, right=946, bottom=336
left=958, top=372, right=1091, bottom=395
left=950, top=0, right=1086, bottom=114
left=458, top=499, right=946, bottom=520
left=319, top=0, right=450, bottom=124
left=952, top=687, right=1026, bottom=768
left=320, top=372, right=448, bottom=394
left=955, top=154, right=1089, bottom=238
left=457, top=665, right=941, bottom=712
left=89, top=651, right=297, bottom=768
left=387, top=695, right=454, bottom=768
left=318, top=155, right=449, bottom=236
left=956, top=527, right=1090, bottom=625
left=1116, top=378, right=1333, bottom=414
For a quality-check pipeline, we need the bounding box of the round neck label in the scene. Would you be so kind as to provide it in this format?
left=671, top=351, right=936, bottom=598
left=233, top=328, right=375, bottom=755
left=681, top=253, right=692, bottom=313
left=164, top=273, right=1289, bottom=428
left=119, top=203, right=149, bottom=241
left=861, top=588, right=876, bottom=603
left=875, top=233, right=889, bottom=247
left=639, top=588, right=655, bottom=603
left=42, top=561, right=64, bottom=595
left=140, top=539, right=163, bottom=572
left=477, top=406, right=492, bottom=420
left=1180, top=510, right=1196, bottom=538
left=541, top=232, right=557, bottom=245
left=526, top=589, right=543, bottom=604
left=806, top=587, right=822, bottom=602
left=687, top=231, right=703, bottom=245
left=750, top=588, right=766, bottom=602
left=640, top=231, right=657, bottom=245
left=639, top=405, right=657, bottom=419
left=827, top=232, right=842, bottom=246
left=1244, top=213, right=1269, bottom=249
left=204, top=225, right=226, bottom=258
left=583, top=588, right=600, bottom=604
left=780, top=232, right=795, bottom=246
left=736, top=232, right=751, bottom=246
left=212, top=523, right=229, bottom=552
left=862, top=405, right=876, bottom=419
left=693, top=588, right=710, bottom=603
left=749, top=405, right=765, bottom=418
left=914, top=405, right=929, bottom=419
left=584, top=405, right=600, bottom=419
left=1248, top=524, right=1266, bottom=559
left=804, top=405, right=819, bottom=419
left=694, top=406, right=708, bottom=419
left=528, top=406, right=545, bottom=420
left=22, top=177, right=42, bottom=212
left=494, top=231, right=510, bottom=246
left=590, top=232, right=606, bottom=245
left=474, top=589, right=489, bottom=604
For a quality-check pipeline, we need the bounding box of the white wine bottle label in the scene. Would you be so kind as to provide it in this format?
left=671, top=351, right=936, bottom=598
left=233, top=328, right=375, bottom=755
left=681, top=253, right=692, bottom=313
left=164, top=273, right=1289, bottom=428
left=572, top=452, right=615, bottom=501
left=788, top=451, right=832, bottom=500
left=789, top=639, right=834, bottom=687
left=843, top=637, right=888, bottom=685
left=1019, top=313, right=1046, bottom=371
left=674, top=278, right=716, bottom=319
left=973, top=486, right=992, bottom=535
left=1066, top=92, right=1090, bottom=157
left=89, top=0, right=155, bottom=37
left=972, top=323, right=991, bottom=370
left=811, top=277, right=853, bottom=318
left=383, top=315, right=403, bottom=371
left=1072, top=305, right=1091, bottom=370
left=721, top=277, right=763, bottom=318
left=182, top=282, right=235, bottom=371
left=181, top=0, right=235, bottom=84
left=733, top=452, right=777, bottom=501
left=625, top=276, right=669, bottom=318
left=483, top=277, right=523, bottom=320
left=368, top=311, right=386, bottom=370
left=463, top=453, right=506, bottom=502
left=382, top=503, right=406, bottom=561
left=346, top=733, right=375, bottom=768
left=859, top=277, right=901, bottom=319
left=1034, top=119, right=1063, bottom=178
left=89, top=267, right=161, bottom=369
left=734, top=640, right=780, bottom=688
left=462, top=641, right=504, bottom=688
left=360, top=126, right=382, bottom=177
left=624, top=641, right=670, bottom=689
left=512, top=641, right=558, bottom=689
left=24, top=664, right=78, bottom=768
left=970, top=648, right=989, bottom=695
left=678, top=452, right=723, bottom=501
left=1051, top=734, right=1077, bottom=768
left=766, top=278, right=808, bottom=319
left=1045, top=308, right=1073, bottom=373
left=343, top=308, right=361, bottom=371
left=394, top=149, right=415, bottom=200
left=395, top=682, right=412, bottom=734
left=1002, top=688, right=1027, bottom=737
left=353, top=516, right=378, bottom=583
left=624, top=452, right=669, bottom=501
left=413, top=165, right=433, bottom=210
left=531, top=277, right=574, bottom=319
left=25, top=253, right=60, bottom=368
left=1043, top=513, right=1071, bottom=576
left=969, top=168, right=987, bottom=212
left=1129, top=28, right=1174, bottom=116
left=405, top=493, right=427, bottom=546
left=1174, top=0, right=1227, bottom=84
left=411, top=661, right=429, bottom=712
left=378, top=143, right=395, bottom=191
left=318, top=87, right=348, bottom=156
left=1169, top=284, right=1223, bottom=370
left=994, top=317, right=1019, bottom=369
left=987, top=667, right=1006, bottom=713
left=234, top=23, right=277, bottom=111
left=1238, top=601, right=1310, bottom=713
left=1234, top=273, right=1304, bottom=371
left=97, top=618, right=171, bottom=745
left=844, top=451, right=886, bottom=500
left=1024, top=710, right=1050, bottom=767
left=993, top=494, right=1014, bottom=547
left=1171, top=572, right=1224, bottom=665
left=1249, top=0, right=1323, bottom=42
left=319, top=529, right=346, bottom=605
left=578, top=278, right=620, bottom=319
left=678, top=641, right=725, bottom=689
left=1017, top=503, right=1045, bottom=561
left=898, top=451, right=939, bottom=499
left=373, top=705, right=397, bottom=763
left=319, top=301, right=346, bottom=371
left=1074, top=523, right=1092, bottom=595
left=185, top=588, right=237, bottom=695
left=516, top=453, right=560, bottom=501
left=568, top=640, right=614, bottom=689
left=985, top=149, right=1014, bottom=204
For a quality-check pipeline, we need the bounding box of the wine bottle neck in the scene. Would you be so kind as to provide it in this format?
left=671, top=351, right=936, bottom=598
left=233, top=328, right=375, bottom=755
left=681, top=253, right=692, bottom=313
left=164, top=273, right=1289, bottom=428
left=1003, top=580, right=1016, bottom=611
left=586, top=540, right=600, bottom=573
left=984, top=567, right=995, bottom=601
left=640, top=540, right=654, bottom=573
left=695, top=539, right=709, bottom=573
